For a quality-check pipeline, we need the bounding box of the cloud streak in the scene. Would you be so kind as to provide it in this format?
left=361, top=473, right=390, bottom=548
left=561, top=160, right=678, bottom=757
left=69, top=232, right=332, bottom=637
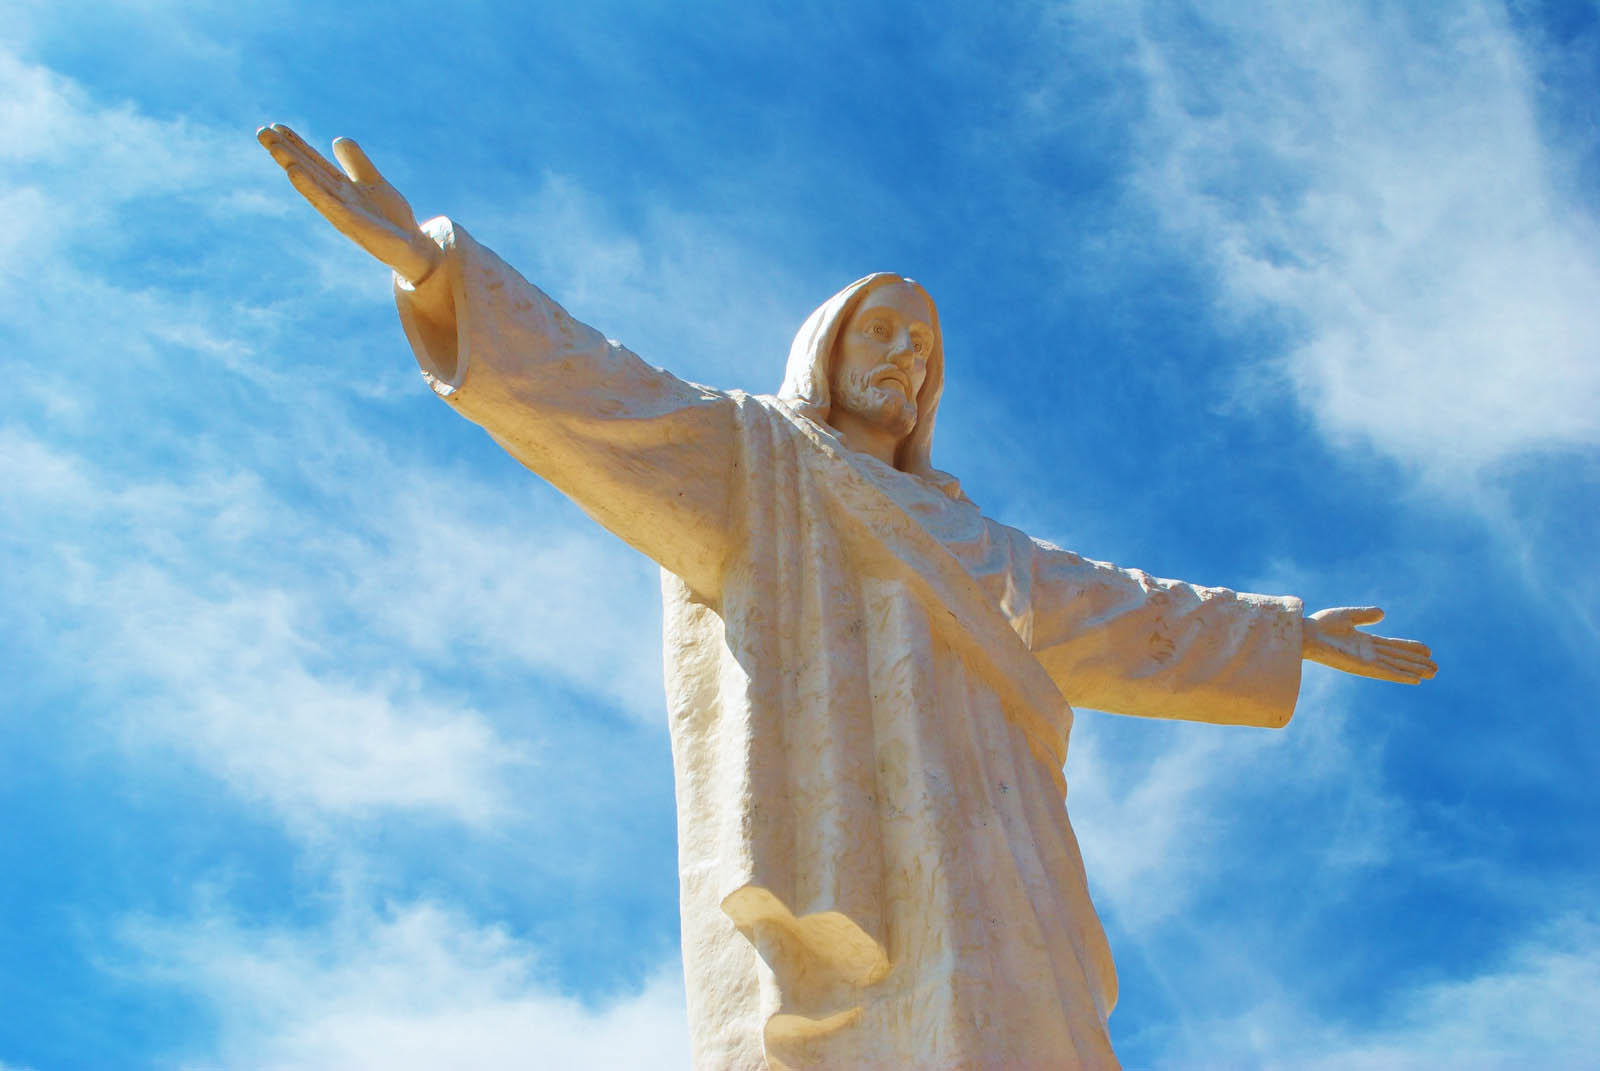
left=122, top=900, right=690, bottom=1071
left=0, top=47, right=674, bottom=834
left=1102, top=2, right=1600, bottom=482
left=1185, top=914, right=1600, bottom=1070
left=1, top=428, right=528, bottom=828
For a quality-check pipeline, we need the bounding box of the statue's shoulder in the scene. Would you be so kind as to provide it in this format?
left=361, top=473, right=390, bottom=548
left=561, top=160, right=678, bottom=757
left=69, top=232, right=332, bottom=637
left=722, top=391, right=832, bottom=445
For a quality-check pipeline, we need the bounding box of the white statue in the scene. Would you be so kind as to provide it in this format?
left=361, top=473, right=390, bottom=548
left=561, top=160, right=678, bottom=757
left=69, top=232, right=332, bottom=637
left=259, top=126, right=1436, bottom=1071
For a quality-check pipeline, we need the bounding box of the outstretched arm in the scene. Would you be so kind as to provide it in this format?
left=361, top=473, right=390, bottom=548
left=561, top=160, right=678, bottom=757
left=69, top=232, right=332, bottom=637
left=1302, top=606, right=1436, bottom=684
left=257, top=125, right=738, bottom=598
left=1027, top=541, right=1437, bottom=727
left=1027, top=545, right=1307, bottom=726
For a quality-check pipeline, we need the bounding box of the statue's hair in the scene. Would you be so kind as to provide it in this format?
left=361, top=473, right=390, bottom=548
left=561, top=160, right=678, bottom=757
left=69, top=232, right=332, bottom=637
left=778, top=273, right=964, bottom=501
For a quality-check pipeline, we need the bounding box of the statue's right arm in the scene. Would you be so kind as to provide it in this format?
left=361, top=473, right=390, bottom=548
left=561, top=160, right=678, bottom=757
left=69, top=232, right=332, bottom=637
left=259, top=126, right=736, bottom=598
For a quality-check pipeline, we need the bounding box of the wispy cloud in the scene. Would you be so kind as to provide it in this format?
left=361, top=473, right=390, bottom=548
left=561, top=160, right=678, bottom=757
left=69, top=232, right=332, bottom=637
left=0, top=47, right=690, bottom=1064
left=6, top=7, right=1596, bottom=1069
left=0, top=44, right=681, bottom=838
left=1071, top=667, right=1402, bottom=931
left=1, top=428, right=528, bottom=827
left=121, top=900, right=690, bottom=1071
left=1072, top=660, right=1600, bottom=1068
left=1174, top=913, right=1600, bottom=1070
left=1098, top=2, right=1600, bottom=483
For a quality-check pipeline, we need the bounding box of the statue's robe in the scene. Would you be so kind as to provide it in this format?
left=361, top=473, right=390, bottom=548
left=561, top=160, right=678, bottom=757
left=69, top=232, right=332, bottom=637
left=396, top=221, right=1305, bottom=1071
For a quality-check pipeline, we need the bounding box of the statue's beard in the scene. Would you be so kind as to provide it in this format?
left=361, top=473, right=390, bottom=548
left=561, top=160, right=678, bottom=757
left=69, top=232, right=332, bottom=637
left=833, top=368, right=918, bottom=441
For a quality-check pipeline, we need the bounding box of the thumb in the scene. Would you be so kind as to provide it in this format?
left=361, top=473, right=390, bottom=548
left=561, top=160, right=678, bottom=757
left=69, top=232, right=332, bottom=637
left=333, top=137, right=384, bottom=184
left=1344, top=605, right=1385, bottom=626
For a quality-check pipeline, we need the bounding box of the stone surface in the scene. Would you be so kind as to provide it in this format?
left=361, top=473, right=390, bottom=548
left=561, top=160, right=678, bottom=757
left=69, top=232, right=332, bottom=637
left=258, top=126, right=1437, bottom=1071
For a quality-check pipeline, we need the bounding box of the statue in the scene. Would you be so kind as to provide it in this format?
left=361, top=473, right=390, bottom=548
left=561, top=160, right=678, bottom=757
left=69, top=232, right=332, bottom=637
left=258, top=125, right=1436, bottom=1070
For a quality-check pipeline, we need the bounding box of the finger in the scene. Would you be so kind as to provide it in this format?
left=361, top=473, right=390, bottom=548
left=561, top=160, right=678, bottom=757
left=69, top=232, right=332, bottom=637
left=1372, top=660, right=1423, bottom=685
left=333, top=137, right=385, bottom=184
left=284, top=164, right=419, bottom=265
left=266, top=124, right=348, bottom=187
left=1373, top=636, right=1431, bottom=659
left=1374, top=640, right=1434, bottom=666
left=1377, top=653, right=1434, bottom=682
left=285, top=163, right=359, bottom=226
left=261, top=135, right=337, bottom=194
left=272, top=124, right=345, bottom=184
left=259, top=133, right=306, bottom=177
left=1373, top=642, right=1436, bottom=680
left=257, top=125, right=304, bottom=170
left=1346, top=606, right=1385, bottom=626
left=259, top=131, right=344, bottom=197
left=1379, top=652, right=1437, bottom=679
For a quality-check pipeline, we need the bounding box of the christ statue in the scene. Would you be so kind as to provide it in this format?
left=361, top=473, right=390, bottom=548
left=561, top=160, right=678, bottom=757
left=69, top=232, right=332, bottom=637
left=258, top=125, right=1436, bottom=1071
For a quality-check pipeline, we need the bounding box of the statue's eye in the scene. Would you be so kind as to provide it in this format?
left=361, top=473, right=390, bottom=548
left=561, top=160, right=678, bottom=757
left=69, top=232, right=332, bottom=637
left=913, top=338, right=927, bottom=355
left=868, top=322, right=889, bottom=339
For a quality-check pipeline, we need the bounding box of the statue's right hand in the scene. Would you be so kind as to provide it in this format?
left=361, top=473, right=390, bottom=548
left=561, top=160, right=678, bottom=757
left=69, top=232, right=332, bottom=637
left=257, top=124, right=442, bottom=286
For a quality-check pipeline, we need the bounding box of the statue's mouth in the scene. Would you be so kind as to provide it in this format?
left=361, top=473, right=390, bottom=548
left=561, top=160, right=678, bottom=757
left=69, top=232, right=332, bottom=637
left=874, top=367, right=912, bottom=397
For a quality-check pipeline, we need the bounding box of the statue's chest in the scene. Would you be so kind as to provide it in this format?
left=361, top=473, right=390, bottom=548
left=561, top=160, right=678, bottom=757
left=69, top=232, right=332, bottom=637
left=854, top=464, right=1036, bottom=645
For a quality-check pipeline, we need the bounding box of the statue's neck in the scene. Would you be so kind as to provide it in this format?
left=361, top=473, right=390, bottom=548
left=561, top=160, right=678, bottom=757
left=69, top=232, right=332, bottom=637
left=828, top=410, right=900, bottom=467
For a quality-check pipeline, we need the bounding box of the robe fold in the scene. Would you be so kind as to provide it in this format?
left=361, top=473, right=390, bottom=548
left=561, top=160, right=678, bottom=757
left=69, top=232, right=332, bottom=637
left=396, top=219, right=1305, bottom=1070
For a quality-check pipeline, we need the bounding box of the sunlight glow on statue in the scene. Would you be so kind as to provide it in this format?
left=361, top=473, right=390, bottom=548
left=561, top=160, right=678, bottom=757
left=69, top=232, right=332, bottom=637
left=260, top=125, right=1436, bottom=1071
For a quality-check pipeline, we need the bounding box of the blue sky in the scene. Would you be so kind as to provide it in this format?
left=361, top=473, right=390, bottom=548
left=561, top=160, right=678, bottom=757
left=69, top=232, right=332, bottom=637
left=2, top=1, right=1597, bottom=1067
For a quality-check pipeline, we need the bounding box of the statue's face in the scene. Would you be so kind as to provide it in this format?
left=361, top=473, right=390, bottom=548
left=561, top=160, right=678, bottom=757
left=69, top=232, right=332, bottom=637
left=831, top=282, right=935, bottom=441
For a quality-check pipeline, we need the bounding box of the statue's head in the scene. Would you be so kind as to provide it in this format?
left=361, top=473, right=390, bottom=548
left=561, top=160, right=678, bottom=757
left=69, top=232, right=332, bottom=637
left=780, top=273, right=959, bottom=497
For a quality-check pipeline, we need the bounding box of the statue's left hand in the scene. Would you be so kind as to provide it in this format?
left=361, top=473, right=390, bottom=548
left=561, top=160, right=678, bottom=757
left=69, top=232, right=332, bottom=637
left=257, top=124, right=442, bottom=286
left=1302, top=606, right=1437, bottom=684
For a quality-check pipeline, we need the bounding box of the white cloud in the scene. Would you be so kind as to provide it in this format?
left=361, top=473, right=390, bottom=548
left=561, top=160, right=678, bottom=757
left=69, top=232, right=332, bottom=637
left=0, top=38, right=727, bottom=729
left=121, top=901, right=691, bottom=1071
left=1163, top=914, right=1600, bottom=1070
left=0, top=47, right=269, bottom=252
left=1087, top=2, right=1600, bottom=483
left=1071, top=667, right=1402, bottom=932
left=341, top=477, right=667, bottom=723
left=1317, top=915, right=1600, bottom=1070
left=0, top=43, right=675, bottom=830
left=1069, top=661, right=1600, bottom=1069
left=1, top=385, right=687, bottom=828
left=0, top=48, right=731, bottom=1071
left=102, top=569, right=524, bottom=827
left=0, top=429, right=528, bottom=827
left=0, top=45, right=335, bottom=443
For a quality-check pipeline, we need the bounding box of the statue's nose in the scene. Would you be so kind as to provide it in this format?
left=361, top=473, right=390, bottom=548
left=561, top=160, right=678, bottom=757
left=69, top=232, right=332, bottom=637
left=888, top=331, right=914, bottom=365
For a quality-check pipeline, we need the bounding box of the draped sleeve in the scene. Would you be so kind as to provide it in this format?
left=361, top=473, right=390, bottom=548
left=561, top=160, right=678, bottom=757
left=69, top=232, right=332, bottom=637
left=1027, top=540, right=1304, bottom=728
left=394, top=217, right=737, bottom=598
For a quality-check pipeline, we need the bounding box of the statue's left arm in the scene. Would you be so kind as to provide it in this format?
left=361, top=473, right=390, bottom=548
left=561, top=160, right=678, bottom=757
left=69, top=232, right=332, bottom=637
left=1026, top=543, right=1434, bottom=727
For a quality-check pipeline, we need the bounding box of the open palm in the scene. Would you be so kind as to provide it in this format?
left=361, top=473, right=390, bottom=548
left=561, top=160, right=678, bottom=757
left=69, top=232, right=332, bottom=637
left=257, top=124, right=441, bottom=285
left=1303, top=606, right=1436, bottom=685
